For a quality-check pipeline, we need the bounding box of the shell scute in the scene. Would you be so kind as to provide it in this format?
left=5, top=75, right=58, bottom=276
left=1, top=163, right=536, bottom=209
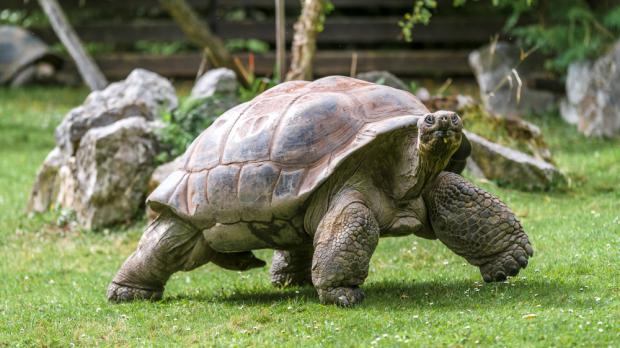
left=270, top=92, right=364, bottom=165
left=206, top=165, right=242, bottom=223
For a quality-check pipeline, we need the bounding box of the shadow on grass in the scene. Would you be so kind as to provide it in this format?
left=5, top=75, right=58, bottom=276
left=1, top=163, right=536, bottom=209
left=164, top=278, right=592, bottom=310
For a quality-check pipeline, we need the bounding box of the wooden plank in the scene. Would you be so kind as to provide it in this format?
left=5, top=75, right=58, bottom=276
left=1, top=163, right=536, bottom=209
left=31, top=17, right=504, bottom=45
left=95, top=50, right=472, bottom=79
left=3, top=0, right=411, bottom=10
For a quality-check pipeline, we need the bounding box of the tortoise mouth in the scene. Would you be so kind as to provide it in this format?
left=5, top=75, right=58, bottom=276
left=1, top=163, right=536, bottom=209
left=432, top=129, right=459, bottom=139
left=418, top=123, right=462, bottom=156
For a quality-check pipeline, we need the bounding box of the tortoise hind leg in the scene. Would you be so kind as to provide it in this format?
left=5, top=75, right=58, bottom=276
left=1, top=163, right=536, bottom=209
left=270, top=247, right=313, bottom=287
left=108, top=213, right=266, bottom=302
left=423, top=172, right=533, bottom=282
left=107, top=212, right=212, bottom=302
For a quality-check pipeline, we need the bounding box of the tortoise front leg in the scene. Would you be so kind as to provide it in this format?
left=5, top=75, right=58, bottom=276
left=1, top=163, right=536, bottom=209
left=270, top=247, right=313, bottom=287
left=423, top=172, right=533, bottom=282
left=311, top=191, right=380, bottom=307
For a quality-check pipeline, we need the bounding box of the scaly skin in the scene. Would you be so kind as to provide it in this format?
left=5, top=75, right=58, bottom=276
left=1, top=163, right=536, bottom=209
left=270, top=248, right=313, bottom=287
left=423, top=172, right=533, bottom=282
left=311, top=195, right=380, bottom=307
left=108, top=213, right=207, bottom=302
left=108, top=212, right=265, bottom=302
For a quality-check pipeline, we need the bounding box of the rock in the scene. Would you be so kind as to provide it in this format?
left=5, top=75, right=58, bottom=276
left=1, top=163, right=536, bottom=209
left=464, top=131, right=567, bottom=191
left=147, top=155, right=185, bottom=195
left=415, top=87, right=431, bottom=101
left=560, top=61, right=592, bottom=125
left=573, top=41, right=620, bottom=137
left=27, top=147, right=66, bottom=213
left=178, top=68, right=240, bottom=133
left=73, top=117, right=158, bottom=229
left=191, top=68, right=238, bottom=99
left=356, top=71, right=409, bottom=91
left=55, top=69, right=177, bottom=155
left=56, top=157, right=78, bottom=209
left=469, top=42, right=555, bottom=118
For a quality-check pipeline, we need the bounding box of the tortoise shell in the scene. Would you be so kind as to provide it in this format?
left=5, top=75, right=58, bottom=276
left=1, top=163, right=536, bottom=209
left=148, top=76, right=429, bottom=227
left=0, top=25, right=61, bottom=84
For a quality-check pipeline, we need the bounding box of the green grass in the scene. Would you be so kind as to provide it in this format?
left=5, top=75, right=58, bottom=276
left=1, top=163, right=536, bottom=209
left=0, top=87, right=619, bottom=347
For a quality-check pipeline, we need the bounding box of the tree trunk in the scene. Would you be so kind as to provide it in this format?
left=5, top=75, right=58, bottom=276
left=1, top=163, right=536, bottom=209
left=159, top=0, right=249, bottom=87
left=38, top=0, right=108, bottom=91
left=275, top=0, right=286, bottom=81
left=286, top=0, right=324, bottom=81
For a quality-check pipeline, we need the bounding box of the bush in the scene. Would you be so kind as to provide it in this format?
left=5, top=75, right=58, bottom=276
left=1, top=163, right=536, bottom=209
left=402, top=0, right=620, bottom=73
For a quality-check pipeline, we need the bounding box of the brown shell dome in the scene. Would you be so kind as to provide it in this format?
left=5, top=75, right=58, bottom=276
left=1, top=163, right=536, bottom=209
left=148, top=76, right=428, bottom=226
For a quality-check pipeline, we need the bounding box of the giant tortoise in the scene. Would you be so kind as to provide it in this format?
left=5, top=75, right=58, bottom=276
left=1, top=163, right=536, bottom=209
left=0, top=25, right=61, bottom=86
left=108, top=76, right=533, bottom=306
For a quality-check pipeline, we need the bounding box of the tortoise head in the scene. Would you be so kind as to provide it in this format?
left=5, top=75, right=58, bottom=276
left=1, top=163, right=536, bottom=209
left=417, top=110, right=463, bottom=160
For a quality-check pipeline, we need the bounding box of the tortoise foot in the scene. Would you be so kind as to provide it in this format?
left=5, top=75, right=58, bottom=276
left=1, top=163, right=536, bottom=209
left=107, top=282, right=163, bottom=303
left=317, top=286, right=365, bottom=307
left=479, top=242, right=533, bottom=282
left=271, top=273, right=312, bottom=288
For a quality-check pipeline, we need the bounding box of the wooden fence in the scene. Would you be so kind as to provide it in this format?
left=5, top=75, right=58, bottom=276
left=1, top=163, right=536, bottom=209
left=3, top=0, right=508, bottom=79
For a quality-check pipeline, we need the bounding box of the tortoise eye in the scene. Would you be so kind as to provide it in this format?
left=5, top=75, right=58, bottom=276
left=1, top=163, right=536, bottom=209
left=424, top=115, right=434, bottom=125
left=451, top=114, right=459, bottom=124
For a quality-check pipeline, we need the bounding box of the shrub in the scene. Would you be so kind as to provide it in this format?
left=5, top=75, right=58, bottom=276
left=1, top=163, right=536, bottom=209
left=401, top=0, right=620, bottom=73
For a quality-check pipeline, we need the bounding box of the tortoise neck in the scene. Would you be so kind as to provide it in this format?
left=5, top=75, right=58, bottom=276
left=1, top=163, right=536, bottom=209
left=398, top=139, right=451, bottom=201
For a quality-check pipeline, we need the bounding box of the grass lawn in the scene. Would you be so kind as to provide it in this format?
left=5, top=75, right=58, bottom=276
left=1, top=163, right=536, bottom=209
left=0, top=87, right=618, bottom=347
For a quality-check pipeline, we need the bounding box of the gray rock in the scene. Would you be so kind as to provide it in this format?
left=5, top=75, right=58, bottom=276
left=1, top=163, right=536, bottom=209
left=74, top=117, right=158, bottom=229
left=55, top=69, right=177, bottom=155
left=191, top=68, right=238, bottom=100
left=464, top=131, right=567, bottom=191
left=469, top=42, right=555, bottom=118
left=559, top=98, right=580, bottom=125
left=56, top=156, right=78, bottom=210
left=27, top=147, right=66, bottom=213
left=415, top=87, right=431, bottom=101
left=560, top=61, right=592, bottom=125
left=575, top=41, right=620, bottom=137
left=356, top=71, right=409, bottom=91
left=183, top=68, right=240, bottom=130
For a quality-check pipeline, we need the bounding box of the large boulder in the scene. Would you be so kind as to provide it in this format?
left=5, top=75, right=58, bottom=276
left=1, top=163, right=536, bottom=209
left=55, top=68, right=177, bottom=155
left=190, top=68, right=238, bottom=100
left=28, top=69, right=175, bottom=229
left=560, top=61, right=592, bottom=125
left=174, top=68, right=240, bottom=136
left=465, top=131, right=567, bottom=191
left=356, top=71, right=409, bottom=91
left=27, top=147, right=65, bottom=213
left=74, top=117, right=158, bottom=229
left=469, top=42, right=555, bottom=118
left=561, top=41, right=620, bottom=137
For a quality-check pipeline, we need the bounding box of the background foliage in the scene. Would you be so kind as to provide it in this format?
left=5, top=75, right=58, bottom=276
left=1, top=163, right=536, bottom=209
left=402, top=0, right=620, bottom=72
